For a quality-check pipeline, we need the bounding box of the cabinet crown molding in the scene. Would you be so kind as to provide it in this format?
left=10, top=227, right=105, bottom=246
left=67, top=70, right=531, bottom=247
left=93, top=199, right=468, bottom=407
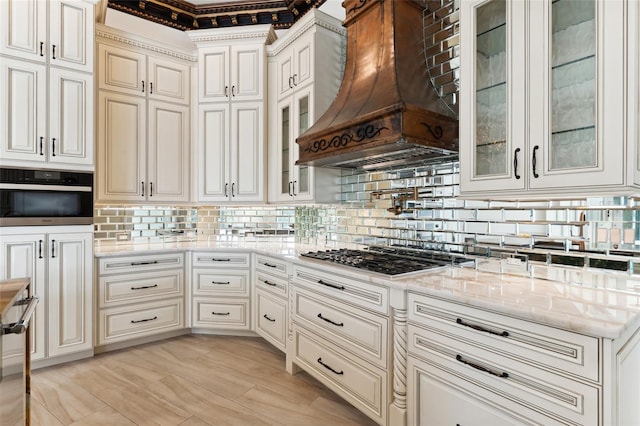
left=187, top=24, right=277, bottom=46
left=266, top=10, right=345, bottom=57
left=96, top=24, right=197, bottom=62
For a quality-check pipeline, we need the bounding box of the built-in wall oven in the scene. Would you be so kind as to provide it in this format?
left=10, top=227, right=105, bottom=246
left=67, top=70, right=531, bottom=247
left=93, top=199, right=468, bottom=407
left=0, top=167, right=93, bottom=226
left=1, top=278, right=38, bottom=426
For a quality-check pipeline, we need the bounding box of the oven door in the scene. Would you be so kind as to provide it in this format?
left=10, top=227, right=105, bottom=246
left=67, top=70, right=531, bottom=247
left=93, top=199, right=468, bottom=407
left=0, top=294, right=39, bottom=426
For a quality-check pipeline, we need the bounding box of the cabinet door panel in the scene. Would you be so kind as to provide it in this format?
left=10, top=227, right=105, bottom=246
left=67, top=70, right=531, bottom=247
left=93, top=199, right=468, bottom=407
left=98, top=44, right=146, bottom=96
left=148, top=56, right=190, bottom=104
left=0, top=59, right=46, bottom=163
left=97, top=92, right=146, bottom=201
left=0, top=234, right=46, bottom=362
left=278, top=52, right=294, bottom=100
left=231, top=102, right=264, bottom=201
left=199, top=47, right=229, bottom=102
left=0, top=0, right=46, bottom=63
left=294, top=37, right=313, bottom=88
left=199, top=104, right=230, bottom=201
left=49, top=0, right=94, bottom=72
left=49, top=67, right=93, bottom=167
left=148, top=101, right=190, bottom=202
left=47, top=232, right=92, bottom=357
left=231, top=45, right=263, bottom=100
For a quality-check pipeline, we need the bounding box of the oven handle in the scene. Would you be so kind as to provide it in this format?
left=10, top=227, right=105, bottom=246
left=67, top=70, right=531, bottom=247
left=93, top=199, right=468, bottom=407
left=0, top=183, right=92, bottom=192
left=2, top=296, right=39, bottom=335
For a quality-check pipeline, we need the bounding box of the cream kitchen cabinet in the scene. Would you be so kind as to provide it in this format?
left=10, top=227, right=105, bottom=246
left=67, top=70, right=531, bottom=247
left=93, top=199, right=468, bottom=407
left=191, top=251, right=252, bottom=331
left=0, top=58, right=94, bottom=169
left=253, top=254, right=290, bottom=352
left=267, top=9, right=343, bottom=203
left=406, top=292, right=640, bottom=426
left=0, top=226, right=93, bottom=365
left=98, top=43, right=190, bottom=105
left=96, top=252, right=185, bottom=348
left=0, top=0, right=94, bottom=73
left=459, top=0, right=633, bottom=198
left=96, top=26, right=193, bottom=203
left=291, top=263, right=390, bottom=425
left=198, top=101, right=265, bottom=202
left=97, top=91, right=190, bottom=202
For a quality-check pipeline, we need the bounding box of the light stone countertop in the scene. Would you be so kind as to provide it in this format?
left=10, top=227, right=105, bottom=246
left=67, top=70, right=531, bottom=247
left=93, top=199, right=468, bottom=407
left=94, top=238, right=640, bottom=340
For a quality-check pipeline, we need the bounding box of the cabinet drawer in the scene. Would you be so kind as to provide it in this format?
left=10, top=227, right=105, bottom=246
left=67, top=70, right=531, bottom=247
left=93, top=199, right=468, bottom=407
left=193, top=269, right=249, bottom=297
left=294, top=288, right=388, bottom=368
left=193, top=298, right=250, bottom=330
left=99, top=253, right=184, bottom=275
left=256, top=290, right=287, bottom=351
left=294, top=327, right=386, bottom=425
left=99, top=269, right=183, bottom=307
left=408, top=325, right=599, bottom=426
left=255, top=270, right=288, bottom=297
left=293, top=264, right=389, bottom=315
left=192, top=251, right=250, bottom=268
left=408, top=292, right=600, bottom=382
left=98, top=298, right=183, bottom=345
left=255, top=254, right=289, bottom=278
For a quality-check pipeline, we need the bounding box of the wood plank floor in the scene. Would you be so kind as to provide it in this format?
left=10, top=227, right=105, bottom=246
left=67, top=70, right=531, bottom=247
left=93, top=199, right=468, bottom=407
left=30, top=334, right=378, bottom=426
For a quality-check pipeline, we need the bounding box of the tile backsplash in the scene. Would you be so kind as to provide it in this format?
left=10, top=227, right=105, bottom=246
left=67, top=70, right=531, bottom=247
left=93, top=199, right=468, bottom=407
left=94, top=161, right=640, bottom=272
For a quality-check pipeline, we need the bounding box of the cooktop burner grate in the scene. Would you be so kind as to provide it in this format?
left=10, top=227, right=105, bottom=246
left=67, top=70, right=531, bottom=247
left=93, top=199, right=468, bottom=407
left=301, top=247, right=474, bottom=277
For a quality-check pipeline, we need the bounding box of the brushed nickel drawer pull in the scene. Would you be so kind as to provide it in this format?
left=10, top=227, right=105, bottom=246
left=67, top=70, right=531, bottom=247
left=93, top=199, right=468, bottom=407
left=318, top=279, right=345, bottom=291
left=456, top=354, right=508, bottom=378
left=131, top=284, right=158, bottom=290
left=456, top=318, right=509, bottom=337
left=317, top=357, right=343, bottom=375
left=263, top=314, right=276, bottom=322
left=317, top=313, right=343, bottom=327
left=131, top=316, right=157, bottom=324
left=212, top=311, right=230, bottom=316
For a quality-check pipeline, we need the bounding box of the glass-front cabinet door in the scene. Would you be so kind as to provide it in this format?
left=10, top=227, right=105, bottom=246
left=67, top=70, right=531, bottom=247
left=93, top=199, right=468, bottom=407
left=460, top=0, right=526, bottom=193
left=528, top=0, right=624, bottom=191
left=292, top=88, right=312, bottom=200
left=277, top=98, right=293, bottom=200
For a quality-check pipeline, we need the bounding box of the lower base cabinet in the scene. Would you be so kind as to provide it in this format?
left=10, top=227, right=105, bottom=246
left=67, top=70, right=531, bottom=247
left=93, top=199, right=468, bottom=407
left=96, top=252, right=185, bottom=347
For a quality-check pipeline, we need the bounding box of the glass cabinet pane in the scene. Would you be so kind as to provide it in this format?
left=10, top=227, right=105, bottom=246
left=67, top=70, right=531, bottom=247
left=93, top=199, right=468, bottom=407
left=550, top=0, right=595, bottom=170
left=281, top=105, right=290, bottom=195
left=474, top=0, right=507, bottom=177
left=297, top=95, right=309, bottom=194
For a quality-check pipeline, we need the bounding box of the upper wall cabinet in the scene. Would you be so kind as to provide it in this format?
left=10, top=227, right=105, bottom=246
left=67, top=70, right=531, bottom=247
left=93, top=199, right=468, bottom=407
left=0, top=0, right=95, bottom=171
left=0, top=0, right=94, bottom=73
left=98, top=44, right=190, bottom=105
left=459, top=0, right=635, bottom=199
left=266, top=9, right=344, bottom=204
left=96, top=25, right=195, bottom=203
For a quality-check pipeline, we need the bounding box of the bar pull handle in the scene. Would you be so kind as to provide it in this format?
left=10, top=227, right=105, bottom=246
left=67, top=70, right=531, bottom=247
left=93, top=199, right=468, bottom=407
left=263, top=280, right=277, bottom=287
left=40, top=42, right=44, bottom=56
left=263, top=262, right=277, bottom=268
left=51, top=138, right=56, bottom=156
left=131, top=316, right=157, bottom=324
left=150, top=182, right=153, bottom=197
left=231, top=182, right=235, bottom=197
left=317, top=313, right=343, bottom=327
left=318, top=279, right=345, bottom=291
left=130, top=284, right=158, bottom=290
left=150, top=82, right=153, bottom=94
left=225, top=183, right=228, bottom=197
left=51, top=239, right=56, bottom=258
left=293, top=180, right=297, bottom=196
left=211, top=281, right=230, bottom=285
left=456, top=354, right=509, bottom=378
left=288, top=76, right=293, bottom=89
left=288, top=181, right=293, bottom=196
left=263, top=314, right=276, bottom=322
left=2, top=297, right=39, bottom=335
left=317, top=357, right=343, bottom=375
left=39, top=137, right=44, bottom=155
left=514, top=148, right=521, bottom=179
left=130, top=260, right=159, bottom=266
left=52, top=44, right=56, bottom=59
left=532, top=145, right=540, bottom=178
left=456, top=318, right=509, bottom=337
left=38, top=240, right=43, bottom=259
left=231, top=85, right=236, bottom=96
left=141, top=181, right=145, bottom=197
left=292, top=73, right=298, bottom=86
left=211, top=311, right=230, bottom=316
left=142, top=80, right=145, bottom=93
left=224, top=86, right=228, bottom=97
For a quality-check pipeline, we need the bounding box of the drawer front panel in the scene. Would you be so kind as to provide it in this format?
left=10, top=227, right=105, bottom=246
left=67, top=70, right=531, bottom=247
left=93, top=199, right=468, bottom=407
left=293, top=264, right=389, bottom=315
left=98, top=298, right=183, bottom=345
left=408, top=325, right=599, bottom=426
left=256, top=290, right=286, bottom=350
left=294, top=288, right=387, bottom=368
left=255, top=271, right=288, bottom=297
left=255, top=254, right=288, bottom=278
left=193, top=269, right=249, bottom=296
left=408, top=293, right=600, bottom=382
left=192, top=252, right=250, bottom=268
left=99, top=269, right=183, bottom=307
left=193, top=298, right=250, bottom=330
left=294, top=327, right=386, bottom=424
left=99, top=253, right=184, bottom=275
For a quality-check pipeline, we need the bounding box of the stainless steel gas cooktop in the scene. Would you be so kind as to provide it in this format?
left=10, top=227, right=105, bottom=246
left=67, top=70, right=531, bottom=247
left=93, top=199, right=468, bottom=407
left=301, top=246, right=474, bottom=278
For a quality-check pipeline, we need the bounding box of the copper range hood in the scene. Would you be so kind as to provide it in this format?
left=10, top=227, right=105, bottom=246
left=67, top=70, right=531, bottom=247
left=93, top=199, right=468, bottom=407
left=296, top=0, right=458, bottom=171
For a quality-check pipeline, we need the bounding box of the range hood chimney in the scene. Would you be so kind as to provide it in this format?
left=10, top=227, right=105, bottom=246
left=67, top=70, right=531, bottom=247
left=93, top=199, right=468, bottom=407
left=296, top=0, right=459, bottom=171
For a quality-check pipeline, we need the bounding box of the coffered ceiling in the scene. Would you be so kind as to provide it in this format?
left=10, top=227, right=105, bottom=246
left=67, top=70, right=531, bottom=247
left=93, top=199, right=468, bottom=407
left=107, top=0, right=329, bottom=31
